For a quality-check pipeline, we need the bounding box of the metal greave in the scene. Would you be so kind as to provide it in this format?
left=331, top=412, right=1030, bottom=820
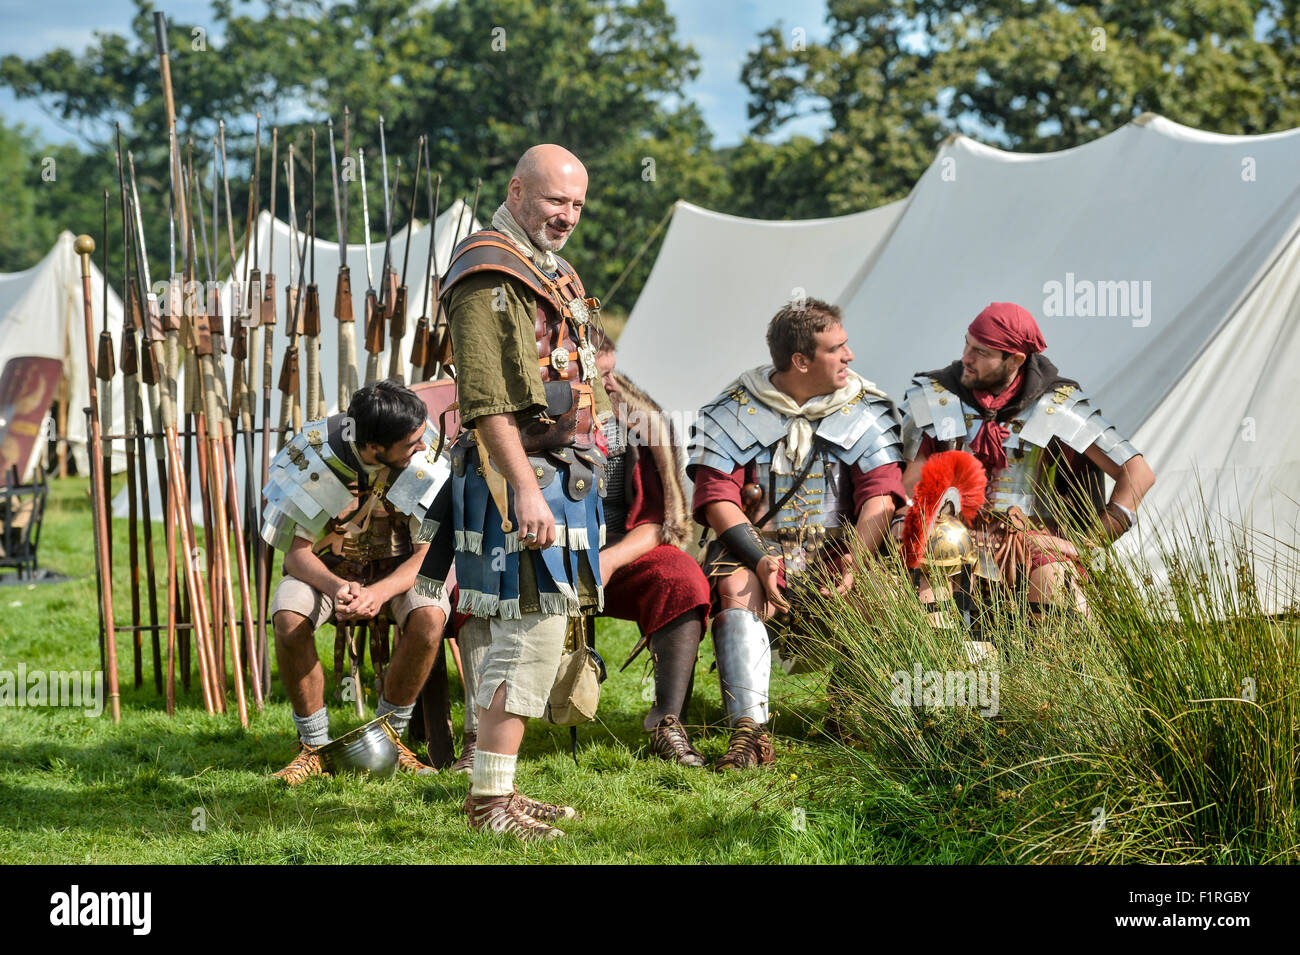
left=711, top=607, right=772, bottom=725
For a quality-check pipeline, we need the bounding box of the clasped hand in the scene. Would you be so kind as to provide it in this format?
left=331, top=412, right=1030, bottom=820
left=335, top=580, right=384, bottom=622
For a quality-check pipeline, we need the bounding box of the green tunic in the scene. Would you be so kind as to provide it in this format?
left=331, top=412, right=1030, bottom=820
left=444, top=271, right=610, bottom=427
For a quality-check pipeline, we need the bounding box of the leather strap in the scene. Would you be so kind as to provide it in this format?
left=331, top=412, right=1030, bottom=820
left=718, top=523, right=770, bottom=573
left=754, top=438, right=822, bottom=529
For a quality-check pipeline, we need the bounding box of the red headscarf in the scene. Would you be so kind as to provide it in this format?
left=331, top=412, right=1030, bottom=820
left=968, top=302, right=1046, bottom=355
left=965, top=303, right=1045, bottom=472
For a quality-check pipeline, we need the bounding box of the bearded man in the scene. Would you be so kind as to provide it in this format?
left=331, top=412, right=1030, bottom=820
left=688, top=298, right=906, bottom=768
left=897, top=302, right=1156, bottom=619
left=416, top=144, right=610, bottom=841
left=262, top=380, right=451, bottom=783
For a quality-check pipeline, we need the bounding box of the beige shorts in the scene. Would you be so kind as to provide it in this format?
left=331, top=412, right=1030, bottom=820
left=461, top=612, right=569, bottom=720
left=270, top=574, right=451, bottom=632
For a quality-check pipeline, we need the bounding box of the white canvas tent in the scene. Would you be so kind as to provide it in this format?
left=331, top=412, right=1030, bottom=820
left=618, top=198, right=906, bottom=416
left=0, top=231, right=127, bottom=479
left=620, top=114, right=1300, bottom=608
left=113, top=201, right=481, bottom=524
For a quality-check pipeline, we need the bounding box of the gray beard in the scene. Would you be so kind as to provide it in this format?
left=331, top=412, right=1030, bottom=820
left=531, top=225, right=568, bottom=252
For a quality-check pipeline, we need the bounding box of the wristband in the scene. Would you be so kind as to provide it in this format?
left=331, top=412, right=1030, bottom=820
left=718, top=522, right=771, bottom=572
left=1105, top=500, right=1136, bottom=531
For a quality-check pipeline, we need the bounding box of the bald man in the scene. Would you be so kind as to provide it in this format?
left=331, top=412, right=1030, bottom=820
left=415, top=145, right=610, bottom=840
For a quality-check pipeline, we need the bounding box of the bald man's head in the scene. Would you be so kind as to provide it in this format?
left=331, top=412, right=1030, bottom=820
left=505, top=144, right=588, bottom=253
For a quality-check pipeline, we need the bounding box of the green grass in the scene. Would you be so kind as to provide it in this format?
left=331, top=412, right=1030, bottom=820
left=0, top=476, right=911, bottom=864
left=2, top=476, right=1295, bottom=863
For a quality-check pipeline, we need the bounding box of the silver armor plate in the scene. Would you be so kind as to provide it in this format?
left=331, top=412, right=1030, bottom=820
left=688, top=381, right=904, bottom=478
left=902, top=375, right=1140, bottom=514
left=711, top=608, right=772, bottom=725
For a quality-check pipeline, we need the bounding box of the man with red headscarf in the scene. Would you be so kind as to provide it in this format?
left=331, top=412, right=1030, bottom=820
left=897, top=302, right=1155, bottom=620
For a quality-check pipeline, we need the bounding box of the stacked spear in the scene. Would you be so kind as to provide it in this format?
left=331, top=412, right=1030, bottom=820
left=81, top=11, right=482, bottom=723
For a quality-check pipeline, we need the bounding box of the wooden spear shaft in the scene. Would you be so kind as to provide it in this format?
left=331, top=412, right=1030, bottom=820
left=153, top=15, right=209, bottom=703
left=256, top=127, right=279, bottom=697
left=76, top=234, right=121, bottom=723
left=127, top=152, right=177, bottom=709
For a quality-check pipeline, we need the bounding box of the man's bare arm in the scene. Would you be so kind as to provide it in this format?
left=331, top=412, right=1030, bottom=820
left=901, top=448, right=929, bottom=496
left=855, top=494, right=896, bottom=553
left=1085, top=445, right=1156, bottom=540
left=703, top=500, right=788, bottom=611
left=599, top=522, right=660, bottom=582
left=338, top=540, right=434, bottom=622
left=282, top=536, right=348, bottom=597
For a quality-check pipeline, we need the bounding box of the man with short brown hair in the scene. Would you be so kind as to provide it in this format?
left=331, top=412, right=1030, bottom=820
left=688, top=297, right=906, bottom=768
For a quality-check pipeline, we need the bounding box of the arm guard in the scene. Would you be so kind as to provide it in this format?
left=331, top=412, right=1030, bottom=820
left=719, top=522, right=771, bottom=573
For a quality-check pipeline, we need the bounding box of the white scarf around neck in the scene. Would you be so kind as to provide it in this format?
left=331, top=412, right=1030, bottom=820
left=733, top=365, right=885, bottom=473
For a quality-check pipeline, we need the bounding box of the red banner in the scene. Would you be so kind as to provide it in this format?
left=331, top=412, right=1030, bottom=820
left=0, top=356, right=62, bottom=484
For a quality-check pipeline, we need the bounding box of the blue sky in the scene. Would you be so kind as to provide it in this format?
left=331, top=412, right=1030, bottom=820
left=0, top=0, right=832, bottom=148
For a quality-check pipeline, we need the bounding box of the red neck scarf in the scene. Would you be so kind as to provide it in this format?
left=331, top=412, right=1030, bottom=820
left=968, top=372, right=1023, bottom=473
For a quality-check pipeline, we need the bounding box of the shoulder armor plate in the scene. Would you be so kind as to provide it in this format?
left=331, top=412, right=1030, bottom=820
left=815, top=392, right=903, bottom=471
left=903, top=376, right=968, bottom=444
left=385, top=423, right=453, bottom=519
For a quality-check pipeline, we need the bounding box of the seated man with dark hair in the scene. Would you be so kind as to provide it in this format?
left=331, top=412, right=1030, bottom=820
left=261, top=379, right=453, bottom=783
left=897, top=302, right=1155, bottom=625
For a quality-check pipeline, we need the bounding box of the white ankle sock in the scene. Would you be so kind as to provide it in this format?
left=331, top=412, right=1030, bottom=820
left=471, top=749, right=516, bottom=797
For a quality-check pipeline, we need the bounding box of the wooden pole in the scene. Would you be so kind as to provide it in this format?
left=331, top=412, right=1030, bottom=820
left=75, top=234, right=121, bottom=724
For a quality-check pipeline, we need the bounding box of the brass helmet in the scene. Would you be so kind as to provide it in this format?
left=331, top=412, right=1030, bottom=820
left=925, top=495, right=976, bottom=578
left=902, top=451, right=987, bottom=577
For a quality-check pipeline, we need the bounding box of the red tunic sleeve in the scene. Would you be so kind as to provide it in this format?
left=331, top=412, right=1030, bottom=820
left=852, top=461, right=907, bottom=515
left=691, top=464, right=745, bottom=526
left=917, top=432, right=938, bottom=457
left=624, top=447, right=666, bottom=531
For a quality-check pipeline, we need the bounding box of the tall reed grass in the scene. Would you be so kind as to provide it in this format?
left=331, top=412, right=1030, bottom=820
left=788, top=509, right=1299, bottom=863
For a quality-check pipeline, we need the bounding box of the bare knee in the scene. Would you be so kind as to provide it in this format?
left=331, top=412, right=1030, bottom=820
left=273, top=610, right=314, bottom=646
left=716, top=568, right=764, bottom=612
left=400, top=607, right=446, bottom=648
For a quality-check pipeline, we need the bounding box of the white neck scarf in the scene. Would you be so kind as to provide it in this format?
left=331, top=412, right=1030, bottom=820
left=731, top=365, right=885, bottom=473
left=491, top=203, right=558, bottom=273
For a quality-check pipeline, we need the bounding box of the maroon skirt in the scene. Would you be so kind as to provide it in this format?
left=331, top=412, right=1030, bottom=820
left=602, top=544, right=711, bottom=635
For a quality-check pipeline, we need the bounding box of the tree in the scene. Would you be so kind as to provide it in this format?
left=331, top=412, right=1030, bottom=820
left=0, top=119, right=119, bottom=274
left=741, top=0, right=1300, bottom=215
left=721, top=135, right=833, bottom=221
left=2, top=0, right=726, bottom=302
